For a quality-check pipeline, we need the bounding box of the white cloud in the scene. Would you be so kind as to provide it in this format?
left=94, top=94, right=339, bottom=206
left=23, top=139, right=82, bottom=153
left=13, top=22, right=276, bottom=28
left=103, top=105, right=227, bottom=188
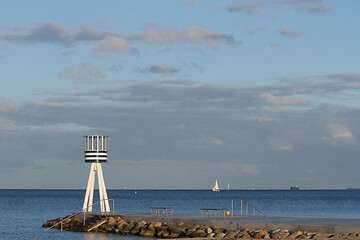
left=59, top=63, right=106, bottom=83
left=259, top=93, right=308, bottom=105
left=0, top=118, right=19, bottom=131
left=268, top=139, right=294, bottom=151
left=278, top=27, right=303, bottom=38
left=135, top=63, right=181, bottom=74
left=159, top=79, right=195, bottom=85
left=3, top=21, right=73, bottom=46
left=142, top=25, right=238, bottom=47
left=0, top=98, right=17, bottom=111
left=1, top=77, right=360, bottom=188
left=224, top=1, right=263, bottom=14
left=319, top=73, right=360, bottom=83
left=282, top=1, right=333, bottom=13
left=323, top=124, right=353, bottom=141
left=245, top=26, right=266, bottom=34
left=257, top=116, right=276, bottom=122
left=93, top=36, right=132, bottom=53
left=221, top=0, right=333, bottom=16
left=1, top=21, right=238, bottom=49
left=269, top=42, right=282, bottom=48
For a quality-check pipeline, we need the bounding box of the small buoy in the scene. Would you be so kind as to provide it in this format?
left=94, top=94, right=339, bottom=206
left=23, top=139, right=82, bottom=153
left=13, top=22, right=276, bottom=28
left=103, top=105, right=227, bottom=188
left=135, top=191, right=137, bottom=194
left=226, top=211, right=230, bottom=215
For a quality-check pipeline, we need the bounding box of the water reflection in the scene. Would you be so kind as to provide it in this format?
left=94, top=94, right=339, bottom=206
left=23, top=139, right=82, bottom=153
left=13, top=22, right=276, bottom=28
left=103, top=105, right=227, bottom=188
left=83, top=232, right=149, bottom=240
left=83, top=233, right=108, bottom=240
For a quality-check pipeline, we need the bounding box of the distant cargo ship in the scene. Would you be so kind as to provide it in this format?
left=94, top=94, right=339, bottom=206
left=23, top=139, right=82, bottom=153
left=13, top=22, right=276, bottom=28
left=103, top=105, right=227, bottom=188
left=290, top=186, right=300, bottom=190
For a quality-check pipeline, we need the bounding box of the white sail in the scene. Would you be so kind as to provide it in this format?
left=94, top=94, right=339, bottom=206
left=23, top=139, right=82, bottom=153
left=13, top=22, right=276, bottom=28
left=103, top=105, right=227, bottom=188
left=212, top=179, right=220, bottom=191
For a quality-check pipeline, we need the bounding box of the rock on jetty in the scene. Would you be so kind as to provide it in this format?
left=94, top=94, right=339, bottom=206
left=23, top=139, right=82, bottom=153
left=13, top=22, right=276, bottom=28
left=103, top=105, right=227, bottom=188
left=43, top=215, right=360, bottom=239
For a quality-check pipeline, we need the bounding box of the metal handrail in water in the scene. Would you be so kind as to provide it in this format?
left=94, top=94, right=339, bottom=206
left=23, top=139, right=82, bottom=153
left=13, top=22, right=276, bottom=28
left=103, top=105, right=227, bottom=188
left=44, top=198, right=114, bottom=232
left=231, top=199, right=263, bottom=216
left=150, top=207, right=174, bottom=215
left=200, top=208, right=227, bottom=217
left=43, top=210, right=83, bottom=232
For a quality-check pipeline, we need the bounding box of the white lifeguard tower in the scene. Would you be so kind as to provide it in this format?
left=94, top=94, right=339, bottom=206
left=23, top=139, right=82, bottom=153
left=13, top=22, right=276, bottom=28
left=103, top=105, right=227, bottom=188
left=82, top=135, right=110, bottom=213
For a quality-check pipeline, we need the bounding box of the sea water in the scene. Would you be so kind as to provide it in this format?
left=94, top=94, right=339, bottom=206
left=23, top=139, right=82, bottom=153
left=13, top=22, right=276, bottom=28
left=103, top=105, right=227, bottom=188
left=1, top=189, right=360, bottom=240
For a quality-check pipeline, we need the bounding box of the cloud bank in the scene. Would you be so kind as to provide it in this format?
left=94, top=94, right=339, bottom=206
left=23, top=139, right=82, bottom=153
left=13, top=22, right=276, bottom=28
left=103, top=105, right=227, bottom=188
left=221, top=0, right=333, bottom=15
left=1, top=73, right=359, bottom=188
left=59, top=63, right=106, bottom=83
left=135, top=64, right=181, bottom=74
left=278, top=27, right=303, bottom=38
left=0, top=21, right=239, bottom=52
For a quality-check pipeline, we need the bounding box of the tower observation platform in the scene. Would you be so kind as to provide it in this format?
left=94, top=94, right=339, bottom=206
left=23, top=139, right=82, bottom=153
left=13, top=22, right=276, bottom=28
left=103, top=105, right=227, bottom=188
left=85, top=135, right=108, bottom=162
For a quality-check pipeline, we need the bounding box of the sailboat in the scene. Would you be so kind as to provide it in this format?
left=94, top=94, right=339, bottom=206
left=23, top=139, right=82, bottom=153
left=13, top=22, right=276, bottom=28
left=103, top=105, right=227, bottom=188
left=212, top=179, right=220, bottom=192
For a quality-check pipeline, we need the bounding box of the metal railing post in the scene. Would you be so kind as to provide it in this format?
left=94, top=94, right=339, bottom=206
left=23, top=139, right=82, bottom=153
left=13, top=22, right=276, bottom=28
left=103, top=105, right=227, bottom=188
left=230, top=198, right=263, bottom=217
left=241, top=200, right=243, bottom=216
left=232, top=200, right=234, bottom=216
left=44, top=199, right=116, bottom=232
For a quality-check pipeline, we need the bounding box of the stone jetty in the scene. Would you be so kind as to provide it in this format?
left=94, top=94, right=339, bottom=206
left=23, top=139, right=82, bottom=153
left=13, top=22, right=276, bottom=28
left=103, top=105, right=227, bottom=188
left=43, top=215, right=360, bottom=239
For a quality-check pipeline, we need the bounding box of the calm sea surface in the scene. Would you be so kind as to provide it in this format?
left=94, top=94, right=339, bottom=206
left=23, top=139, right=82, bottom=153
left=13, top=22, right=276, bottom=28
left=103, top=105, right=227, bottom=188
left=1, top=189, right=360, bottom=240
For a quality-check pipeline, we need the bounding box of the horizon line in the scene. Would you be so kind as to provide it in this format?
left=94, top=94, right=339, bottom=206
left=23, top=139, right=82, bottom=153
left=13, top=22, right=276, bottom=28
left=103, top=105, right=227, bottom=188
left=0, top=188, right=358, bottom=191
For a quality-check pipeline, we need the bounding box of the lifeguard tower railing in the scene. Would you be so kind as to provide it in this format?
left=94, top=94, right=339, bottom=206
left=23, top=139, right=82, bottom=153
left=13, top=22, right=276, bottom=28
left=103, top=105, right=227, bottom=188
left=44, top=198, right=114, bottom=232
left=231, top=199, right=263, bottom=216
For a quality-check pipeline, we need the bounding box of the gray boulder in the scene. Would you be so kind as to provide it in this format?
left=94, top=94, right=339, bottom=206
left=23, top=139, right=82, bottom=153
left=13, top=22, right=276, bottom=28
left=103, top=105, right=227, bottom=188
left=251, top=229, right=267, bottom=239
left=206, top=233, right=216, bottom=238
left=168, top=225, right=184, bottom=234
left=236, top=231, right=251, bottom=238
left=136, top=221, right=147, bottom=227
left=121, top=223, right=134, bottom=235
left=271, top=229, right=290, bottom=239
left=226, top=230, right=239, bottom=238
left=130, top=225, right=141, bottom=235
left=215, top=232, right=226, bottom=238
left=141, top=229, right=156, bottom=238
left=106, top=217, right=116, bottom=226
left=189, top=229, right=206, bottom=238
left=152, top=221, right=162, bottom=228
left=105, top=225, right=115, bottom=232
left=162, top=231, right=170, bottom=238
left=287, top=230, right=303, bottom=238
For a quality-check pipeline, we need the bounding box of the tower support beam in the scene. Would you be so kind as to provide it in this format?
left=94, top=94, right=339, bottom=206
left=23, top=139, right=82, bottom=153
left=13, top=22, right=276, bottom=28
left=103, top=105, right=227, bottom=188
left=82, top=162, right=110, bottom=212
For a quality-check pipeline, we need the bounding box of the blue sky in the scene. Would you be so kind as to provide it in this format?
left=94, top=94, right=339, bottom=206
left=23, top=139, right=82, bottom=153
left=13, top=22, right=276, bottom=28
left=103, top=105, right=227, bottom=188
left=1, top=0, right=360, bottom=189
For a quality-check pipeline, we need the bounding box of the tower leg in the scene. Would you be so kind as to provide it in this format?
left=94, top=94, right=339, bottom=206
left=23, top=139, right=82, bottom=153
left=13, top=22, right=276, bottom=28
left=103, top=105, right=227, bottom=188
left=83, top=163, right=96, bottom=212
left=83, top=162, right=110, bottom=213
left=97, top=163, right=110, bottom=212
left=96, top=163, right=105, bottom=212
left=88, top=165, right=96, bottom=212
